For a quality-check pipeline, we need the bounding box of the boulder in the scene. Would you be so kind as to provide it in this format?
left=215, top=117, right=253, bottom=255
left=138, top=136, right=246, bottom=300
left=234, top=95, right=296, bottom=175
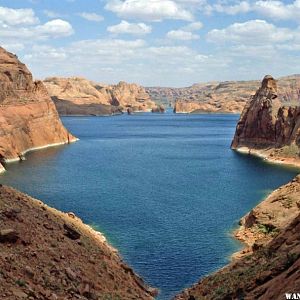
left=0, top=229, right=19, bottom=243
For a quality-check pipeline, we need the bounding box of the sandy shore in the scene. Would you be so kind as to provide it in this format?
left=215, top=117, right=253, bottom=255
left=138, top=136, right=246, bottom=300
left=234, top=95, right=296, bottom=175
left=235, top=146, right=300, bottom=169
left=231, top=148, right=300, bottom=260
left=1, top=137, right=78, bottom=172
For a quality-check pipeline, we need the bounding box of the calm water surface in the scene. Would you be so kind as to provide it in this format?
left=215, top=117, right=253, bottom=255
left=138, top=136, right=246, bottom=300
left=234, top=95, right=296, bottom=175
left=1, top=113, right=299, bottom=299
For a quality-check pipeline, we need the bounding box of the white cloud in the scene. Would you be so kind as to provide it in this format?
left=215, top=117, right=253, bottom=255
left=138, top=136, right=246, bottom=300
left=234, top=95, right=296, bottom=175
left=0, top=6, right=39, bottom=25
left=147, top=45, right=194, bottom=56
left=229, top=44, right=277, bottom=58
left=36, top=19, right=74, bottom=38
left=277, top=44, right=300, bottom=51
left=205, top=0, right=300, bottom=22
left=43, top=10, right=65, bottom=18
left=20, top=38, right=217, bottom=85
left=68, top=39, right=147, bottom=63
left=182, top=21, right=203, bottom=31
left=77, top=12, right=104, bottom=22
left=0, top=19, right=74, bottom=42
left=254, top=0, right=300, bottom=21
left=167, top=29, right=199, bottom=40
left=207, top=19, right=294, bottom=45
left=212, top=1, right=251, bottom=15
left=1, top=42, right=25, bottom=53
left=107, top=20, right=151, bottom=35
left=105, top=0, right=193, bottom=21
left=25, top=45, right=67, bottom=61
left=166, top=21, right=202, bottom=41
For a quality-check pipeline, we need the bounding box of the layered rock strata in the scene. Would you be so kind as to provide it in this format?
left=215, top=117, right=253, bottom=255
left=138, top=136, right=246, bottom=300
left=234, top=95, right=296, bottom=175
left=0, top=185, right=156, bottom=299
left=0, top=47, right=76, bottom=172
left=147, top=75, right=300, bottom=114
left=44, top=77, right=158, bottom=115
left=175, top=75, right=300, bottom=299
left=231, top=75, right=300, bottom=165
left=174, top=176, right=300, bottom=300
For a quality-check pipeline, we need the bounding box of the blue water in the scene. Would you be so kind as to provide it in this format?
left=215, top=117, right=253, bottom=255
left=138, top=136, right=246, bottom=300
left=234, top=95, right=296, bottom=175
left=1, top=113, right=299, bottom=299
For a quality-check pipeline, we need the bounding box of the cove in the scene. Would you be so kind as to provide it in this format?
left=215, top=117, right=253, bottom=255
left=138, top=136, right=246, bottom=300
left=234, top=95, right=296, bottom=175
left=1, top=113, right=299, bottom=299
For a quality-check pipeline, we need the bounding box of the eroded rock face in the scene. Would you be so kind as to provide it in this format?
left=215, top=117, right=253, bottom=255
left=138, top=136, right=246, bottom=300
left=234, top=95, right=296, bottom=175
left=151, top=105, right=165, bottom=113
left=231, top=75, right=300, bottom=152
left=147, top=75, right=300, bottom=114
left=44, top=77, right=158, bottom=115
left=174, top=175, right=300, bottom=300
left=0, top=185, right=156, bottom=299
left=0, top=47, right=76, bottom=163
left=149, top=80, right=260, bottom=113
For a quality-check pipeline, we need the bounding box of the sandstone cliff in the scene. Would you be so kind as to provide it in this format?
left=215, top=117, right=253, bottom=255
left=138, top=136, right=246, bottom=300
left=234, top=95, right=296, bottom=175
left=0, top=47, right=76, bottom=170
left=231, top=75, right=300, bottom=165
left=0, top=185, right=156, bottom=299
left=174, top=175, right=300, bottom=300
left=174, top=75, right=300, bottom=299
left=147, top=75, right=300, bottom=114
left=44, top=77, right=158, bottom=115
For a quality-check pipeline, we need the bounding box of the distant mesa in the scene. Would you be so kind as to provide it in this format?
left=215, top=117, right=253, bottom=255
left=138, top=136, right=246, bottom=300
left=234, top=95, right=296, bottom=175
left=44, top=77, right=162, bottom=116
left=147, top=75, right=300, bottom=114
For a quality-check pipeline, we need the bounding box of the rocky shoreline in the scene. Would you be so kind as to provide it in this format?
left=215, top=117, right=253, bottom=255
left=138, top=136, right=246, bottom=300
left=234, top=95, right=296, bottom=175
left=0, top=185, right=157, bottom=299
left=174, top=75, right=300, bottom=299
left=3, top=139, right=78, bottom=164
left=0, top=45, right=158, bottom=299
left=235, top=147, right=300, bottom=169
left=0, top=47, right=77, bottom=166
left=2, top=41, right=300, bottom=299
left=175, top=174, right=300, bottom=299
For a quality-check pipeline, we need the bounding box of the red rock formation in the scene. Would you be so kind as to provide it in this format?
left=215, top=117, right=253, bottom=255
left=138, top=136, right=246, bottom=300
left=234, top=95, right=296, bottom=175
left=0, top=185, right=156, bottom=299
left=44, top=77, right=158, bottom=115
left=151, top=105, right=165, bottom=113
left=174, top=175, right=300, bottom=300
left=0, top=47, right=76, bottom=168
left=231, top=75, right=300, bottom=155
left=147, top=75, right=300, bottom=114
left=174, top=76, right=300, bottom=300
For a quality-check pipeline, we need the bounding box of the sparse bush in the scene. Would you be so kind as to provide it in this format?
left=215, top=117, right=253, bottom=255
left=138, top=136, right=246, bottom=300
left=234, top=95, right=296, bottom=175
left=258, top=224, right=277, bottom=234
left=285, top=253, right=300, bottom=269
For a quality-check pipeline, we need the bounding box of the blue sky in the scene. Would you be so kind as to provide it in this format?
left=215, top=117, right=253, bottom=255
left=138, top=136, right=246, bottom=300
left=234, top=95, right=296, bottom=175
left=0, top=0, right=299, bottom=86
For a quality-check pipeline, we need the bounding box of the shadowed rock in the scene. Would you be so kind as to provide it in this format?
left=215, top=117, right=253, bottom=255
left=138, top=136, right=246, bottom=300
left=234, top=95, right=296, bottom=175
left=0, top=46, right=76, bottom=162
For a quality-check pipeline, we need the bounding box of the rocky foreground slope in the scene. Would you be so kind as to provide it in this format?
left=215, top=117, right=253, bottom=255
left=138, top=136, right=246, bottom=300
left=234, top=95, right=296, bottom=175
left=0, top=185, right=156, bottom=299
left=147, top=75, right=300, bottom=114
left=232, top=75, right=300, bottom=166
left=175, top=176, right=300, bottom=300
left=175, top=76, right=300, bottom=299
left=0, top=47, right=76, bottom=169
left=44, top=77, right=158, bottom=115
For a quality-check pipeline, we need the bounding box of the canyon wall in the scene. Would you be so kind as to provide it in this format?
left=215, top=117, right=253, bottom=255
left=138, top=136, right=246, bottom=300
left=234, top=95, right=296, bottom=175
left=44, top=77, right=158, bottom=115
left=147, top=75, right=300, bottom=114
left=175, top=175, right=300, bottom=300
left=231, top=75, right=300, bottom=163
left=175, top=75, right=300, bottom=300
left=0, top=47, right=156, bottom=298
left=0, top=47, right=76, bottom=169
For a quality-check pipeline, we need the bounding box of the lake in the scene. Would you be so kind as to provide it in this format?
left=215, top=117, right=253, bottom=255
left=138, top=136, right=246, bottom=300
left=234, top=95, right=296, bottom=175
left=1, top=112, right=299, bottom=299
